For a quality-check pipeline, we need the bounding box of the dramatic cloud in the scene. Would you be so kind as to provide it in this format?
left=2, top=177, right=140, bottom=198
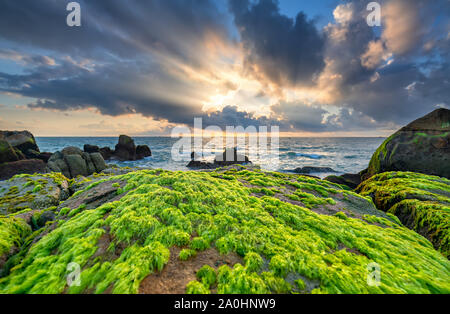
left=0, top=0, right=449, bottom=135
left=229, top=0, right=325, bottom=88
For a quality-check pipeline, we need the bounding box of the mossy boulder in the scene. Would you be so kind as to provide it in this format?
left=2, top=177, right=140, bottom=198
left=0, top=131, right=39, bottom=159
left=0, top=173, right=71, bottom=215
left=366, top=108, right=450, bottom=179
left=0, top=167, right=448, bottom=294
left=357, top=171, right=449, bottom=258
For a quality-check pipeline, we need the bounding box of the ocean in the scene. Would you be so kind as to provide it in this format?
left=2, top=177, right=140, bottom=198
left=35, top=137, right=386, bottom=178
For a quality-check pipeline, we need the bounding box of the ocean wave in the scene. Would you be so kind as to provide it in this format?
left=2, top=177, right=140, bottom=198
left=287, top=152, right=324, bottom=159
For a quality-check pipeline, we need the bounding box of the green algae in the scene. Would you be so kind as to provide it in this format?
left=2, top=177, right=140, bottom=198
left=357, top=172, right=450, bottom=257
left=0, top=168, right=449, bottom=294
left=0, top=217, right=31, bottom=257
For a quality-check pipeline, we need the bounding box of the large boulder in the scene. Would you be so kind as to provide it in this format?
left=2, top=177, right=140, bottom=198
left=0, top=159, right=46, bottom=181
left=100, top=135, right=152, bottom=161
left=136, top=145, right=152, bottom=159
left=0, top=131, right=39, bottom=159
left=114, top=135, right=136, bottom=161
left=84, top=144, right=100, bottom=154
left=0, top=140, right=21, bottom=164
left=366, top=108, right=450, bottom=179
left=214, top=148, right=251, bottom=166
left=46, top=147, right=107, bottom=179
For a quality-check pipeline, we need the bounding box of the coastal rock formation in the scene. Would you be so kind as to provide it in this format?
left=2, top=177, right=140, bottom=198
left=98, top=135, right=151, bottom=161
left=0, top=130, right=53, bottom=180
left=187, top=148, right=251, bottom=169
left=357, top=172, right=450, bottom=258
left=0, top=167, right=449, bottom=294
left=366, top=108, right=450, bottom=179
left=0, top=131, right=39, bottom=159
left=46, top=147, right=107, bottom=179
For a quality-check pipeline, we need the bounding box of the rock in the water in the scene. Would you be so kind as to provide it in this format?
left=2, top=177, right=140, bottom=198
left=136, top=145, right=152, bottom=159
left=325, top=173, right=362, bottom=189
left=366, top=108, right=450, bottom=179
left=114, top=135, right=137, bottom=161
left=100, top=136, right=151, bottom=161
left=99, top=147, right=114, bottom=160
left=214, top=148, right=251, bottom=166
left=294, top=166, right=337, bottom=174
left=84, top=144, right=100, bottom=153
left=0, top=159, right=46, bottom=181
left=0, top=131, right=39, bottom=158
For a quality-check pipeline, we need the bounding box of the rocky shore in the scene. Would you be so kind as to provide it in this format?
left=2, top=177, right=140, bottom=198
left=0, top=109, right=449, bottom=294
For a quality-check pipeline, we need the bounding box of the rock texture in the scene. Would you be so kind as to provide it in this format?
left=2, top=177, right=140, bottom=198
left=99, top=135, right=151, bottom=161
left=366, top=108, right=450, bottom=179
left=0, top=130, right=53, bottom=180
left=47, top=147, right=107, bottom=179
left=187, top=148, right=251, bottom=169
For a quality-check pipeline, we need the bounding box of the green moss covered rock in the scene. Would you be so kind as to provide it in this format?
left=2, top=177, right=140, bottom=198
left=366, top=108, right=450, bottom=179
left=0, top=168, right=448, bottom=294
left=357, top=172, right=449, bottom=258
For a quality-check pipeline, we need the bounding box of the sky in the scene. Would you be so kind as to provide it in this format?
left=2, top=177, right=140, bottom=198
left=0, top=0, right=449, bottom=137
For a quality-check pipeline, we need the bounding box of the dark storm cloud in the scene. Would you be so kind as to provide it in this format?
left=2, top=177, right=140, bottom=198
left=229, top=0, right=326, bottom=87
left=0, top=0, right=231, bottom=124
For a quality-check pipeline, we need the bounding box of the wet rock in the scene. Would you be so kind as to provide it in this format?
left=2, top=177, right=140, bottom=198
left=114, top=135, right=137, bottom=161
left=84, top=144, right=100, bottom=153
left=136, top=145, right=152, bottom=159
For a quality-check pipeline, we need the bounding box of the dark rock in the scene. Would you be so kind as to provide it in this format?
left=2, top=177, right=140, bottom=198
left=294, top=166, right=337, bottom=174
left=325, top=173, right=362, bottom=189
left=64, top=154, right=89, bottom=177
left=0, top=130, right=39, bottom=158
left=37, top=211, right=56, bottom=227
left=136, top=145, right=152, bottom=159
left=84, top=144, right=100, bottom=153
left=38, top=152, right=52, bottom=163
left=82, top=152, right=96, bottom=174
left=0, top=139, right=20, bottom=163
left=366, top=108, right=450, bottom=179
left=61, top=146, right=84, bottom=156
left=187, top=160, right=216, bottom=170
left=26, top=149, right=52, bottom=163
left=90, top=153, right=107, bottom=173
left=114, top=135, right=136, bottom=161
left=214, top=148, right=251, bottom=166
left=100, top=147, right=114, bottom=160
left=0, top=159, right=46, bottom=181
